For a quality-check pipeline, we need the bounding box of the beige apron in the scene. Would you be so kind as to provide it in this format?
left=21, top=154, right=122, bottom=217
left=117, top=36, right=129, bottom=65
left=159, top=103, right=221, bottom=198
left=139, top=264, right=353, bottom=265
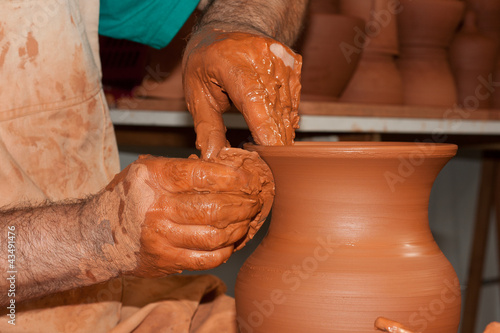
left=0, top=0, right=236, bottom=331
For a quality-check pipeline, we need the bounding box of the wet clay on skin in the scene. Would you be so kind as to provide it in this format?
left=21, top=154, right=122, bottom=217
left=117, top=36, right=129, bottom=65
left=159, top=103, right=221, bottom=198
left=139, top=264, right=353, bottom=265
left=375, top=317, right=418, bottom=333
left=99, top=149, right=273, bottom=277
left=183, top=29, right=302, bottom=159
left=235, top=142, right=461, bottom=333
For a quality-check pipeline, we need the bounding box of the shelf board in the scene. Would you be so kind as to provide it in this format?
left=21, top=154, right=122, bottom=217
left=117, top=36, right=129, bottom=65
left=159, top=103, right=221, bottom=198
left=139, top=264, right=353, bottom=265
left=299, top=101, right=500, bottom=121
left=110, top=98, right=500, bottom=135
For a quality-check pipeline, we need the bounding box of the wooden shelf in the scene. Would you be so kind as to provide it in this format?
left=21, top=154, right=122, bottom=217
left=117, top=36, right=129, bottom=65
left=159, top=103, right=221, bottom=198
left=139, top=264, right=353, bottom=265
left=110, top=97, right=500, bottom=136
left=299, top=101, right=500, bottom=121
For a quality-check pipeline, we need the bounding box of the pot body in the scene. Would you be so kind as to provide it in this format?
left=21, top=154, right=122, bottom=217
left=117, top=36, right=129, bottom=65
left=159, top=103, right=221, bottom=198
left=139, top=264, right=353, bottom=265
left=235, top=142, right=461, bottom=333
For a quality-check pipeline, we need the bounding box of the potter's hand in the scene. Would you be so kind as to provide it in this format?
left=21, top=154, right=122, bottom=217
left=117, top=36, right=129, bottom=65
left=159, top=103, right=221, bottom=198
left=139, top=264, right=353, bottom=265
left=182, top=29, right=302, bottom=159
left=100, top=151, right=273, bottom=277
left=375, top=317, right=418, bottom=333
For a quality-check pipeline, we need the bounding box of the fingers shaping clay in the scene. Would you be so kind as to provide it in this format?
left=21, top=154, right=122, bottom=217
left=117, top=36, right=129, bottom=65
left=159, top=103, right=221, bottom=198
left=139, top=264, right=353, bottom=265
left=183, top=29, right=302, bottom=159
left=375, top=317, right=418, bottom=333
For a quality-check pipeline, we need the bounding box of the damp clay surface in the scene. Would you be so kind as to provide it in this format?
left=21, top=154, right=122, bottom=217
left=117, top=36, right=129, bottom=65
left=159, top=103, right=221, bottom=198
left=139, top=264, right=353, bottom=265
left=183, top=30, right=301, bottom=159
left=235, top=142, right=461, bottom=333
left=375, top=317, right=418, bottom=333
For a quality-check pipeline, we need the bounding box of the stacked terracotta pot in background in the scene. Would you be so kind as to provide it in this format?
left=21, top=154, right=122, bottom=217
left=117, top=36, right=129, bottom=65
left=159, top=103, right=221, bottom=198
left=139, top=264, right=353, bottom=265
left=338, top=0, right=403, bottom=105
left=297, top=0, right=365, bottom=101
left=463, top=0, right=500, bottom=109
left=109, top=0, right=500, bottom=112
left=450, top=10, right=497, bottom=109
left=297, top=0, right=500, bottom=111
left=396, top=0, right=464, bottom=107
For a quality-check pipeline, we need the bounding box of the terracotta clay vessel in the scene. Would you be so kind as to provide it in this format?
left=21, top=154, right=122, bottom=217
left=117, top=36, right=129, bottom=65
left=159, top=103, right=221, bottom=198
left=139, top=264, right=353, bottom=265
left=450, top=11, right=497, bottom=109
left=340, top=50, right=403, bottom=104
left=235, top=142, right=461, bottom=333
left=465, top=0, right=500, bottom=43
left=297, top=13, right=364, bottom=101
left=309, top=0, right=339, bottom=14
left=338, top=0, right=403, bottom=104
left=493, top=60, right=500, bottom=109
left=398, top=47, right=459, bottom=107
left=464, top=0, right=500, bottom=109
left=339, top=0, right=399, bottom=54
left=397, top=0, right=465, bottom=107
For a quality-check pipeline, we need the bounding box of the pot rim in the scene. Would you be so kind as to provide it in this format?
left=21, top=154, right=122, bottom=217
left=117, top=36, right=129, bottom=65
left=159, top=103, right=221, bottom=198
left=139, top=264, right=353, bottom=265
left=245, top=141, right=458, bottom=158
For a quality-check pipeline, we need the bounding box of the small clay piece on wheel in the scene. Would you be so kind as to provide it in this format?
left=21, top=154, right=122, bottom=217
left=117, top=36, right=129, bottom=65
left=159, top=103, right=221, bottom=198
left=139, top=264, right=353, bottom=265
left=375, top=317, right=418, bottom=333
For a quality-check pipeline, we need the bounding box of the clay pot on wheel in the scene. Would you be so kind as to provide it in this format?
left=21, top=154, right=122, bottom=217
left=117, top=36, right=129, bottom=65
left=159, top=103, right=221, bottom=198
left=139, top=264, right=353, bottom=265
left=297, top=14, right=364, bottom=101
left=235, top=142, right=461, bottom=333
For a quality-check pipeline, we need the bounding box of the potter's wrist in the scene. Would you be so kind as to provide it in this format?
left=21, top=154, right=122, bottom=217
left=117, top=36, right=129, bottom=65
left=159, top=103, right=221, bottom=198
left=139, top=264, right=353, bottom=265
left=83, top=192, right=133, bottom=278
left=195, top=22, right=271, bottom=40
left=185, top=23, right=270, bottom=58
left=183, top=24, right=271, bottom=70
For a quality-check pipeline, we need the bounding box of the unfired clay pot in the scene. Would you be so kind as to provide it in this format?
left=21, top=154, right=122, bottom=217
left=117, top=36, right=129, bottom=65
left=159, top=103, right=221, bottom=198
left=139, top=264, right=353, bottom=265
left=297, top=13, right=364, bottom=101
left=338, top=0, right=403, bottom=104
left=493, top=59, right=500, bottom=109
left=309, top=0, right=339, bottom=14
left=339, top=0, right=399, bottom=54
left=235, top=142, right=461, bottom=333
left=340, top=50, right=403, bottom=104
left=398, top=0, right=465, bottom=49
left=465, top=0, right=500, bottom=43
left=398, top=47, right=458, bottom=107
left=464, top=0, right=500, bottom=109
left=450, top=11, right=498, bottom=109
left=397, top=0, right=465, bottom=107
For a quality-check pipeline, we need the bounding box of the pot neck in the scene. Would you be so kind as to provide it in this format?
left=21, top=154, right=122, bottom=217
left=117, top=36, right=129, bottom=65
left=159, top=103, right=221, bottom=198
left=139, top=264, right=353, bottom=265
left=251, top=143, right=456, bottom=244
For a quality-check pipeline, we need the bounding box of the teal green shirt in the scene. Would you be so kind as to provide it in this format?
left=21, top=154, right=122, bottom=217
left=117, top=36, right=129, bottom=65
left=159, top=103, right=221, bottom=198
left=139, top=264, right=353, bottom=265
left=99, top=0, right=199, bottom=49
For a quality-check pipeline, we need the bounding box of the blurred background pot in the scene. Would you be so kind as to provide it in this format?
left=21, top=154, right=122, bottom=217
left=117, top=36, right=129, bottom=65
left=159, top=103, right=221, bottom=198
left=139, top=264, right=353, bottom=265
left=340, top=50, right=403, bottom=104
left=339, top=0, right=399, bottom=54
left=450, top=11, right=497, bottom=109
left=338, top=0, right=403, bottom=104
left=398, top=47, right=458, bottom=107
left=297, top=13, right=365, bottom=101
left=464, top=0, right=500, bottom=109
left=397, top=0, right=465, bottom=107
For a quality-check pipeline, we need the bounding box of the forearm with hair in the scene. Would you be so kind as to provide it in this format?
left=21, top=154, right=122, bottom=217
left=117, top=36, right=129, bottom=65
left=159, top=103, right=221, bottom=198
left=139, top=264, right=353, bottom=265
left=196, top=0, right=309, bottom=46
left=0, top=196, right=119, bottom=306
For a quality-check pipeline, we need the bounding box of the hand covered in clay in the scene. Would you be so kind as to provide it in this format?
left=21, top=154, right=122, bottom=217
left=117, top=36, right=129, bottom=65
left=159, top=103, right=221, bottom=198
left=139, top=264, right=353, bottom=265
left=375, top=317, right=418, bottom=333
left=182, top=29, right=302, bottom=159
left=99, top=150, right=273, bottom=278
